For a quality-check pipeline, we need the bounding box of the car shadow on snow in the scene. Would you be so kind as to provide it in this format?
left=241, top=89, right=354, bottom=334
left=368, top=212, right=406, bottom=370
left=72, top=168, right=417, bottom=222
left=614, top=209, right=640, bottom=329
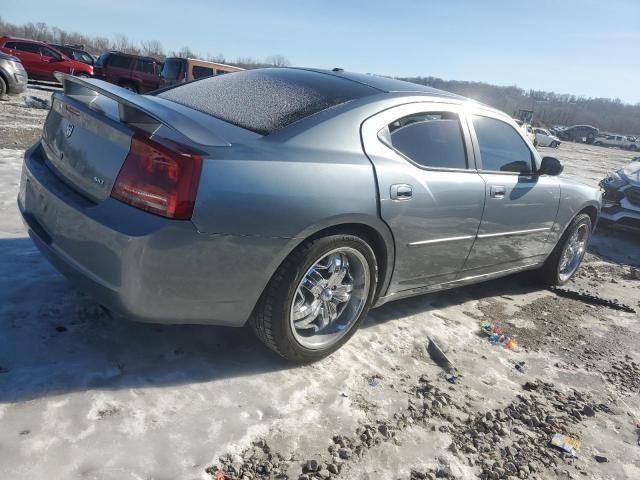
left=0, top=225, right=635, bottom=403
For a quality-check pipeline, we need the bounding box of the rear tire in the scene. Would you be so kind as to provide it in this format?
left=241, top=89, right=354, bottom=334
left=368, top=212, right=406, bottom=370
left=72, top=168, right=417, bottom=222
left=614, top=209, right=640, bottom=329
left=0, top=75, right=7, bottom=98
left=250, top=234, right=378, bottom=363
left=537, top=213, right=592, bottom=286
left=550, top=140, right=558, bottom=148
left=594, top=141, right=603, bottom=146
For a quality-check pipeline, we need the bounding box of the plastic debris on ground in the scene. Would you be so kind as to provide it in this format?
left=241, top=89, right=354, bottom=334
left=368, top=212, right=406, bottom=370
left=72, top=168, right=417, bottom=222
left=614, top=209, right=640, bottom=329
left=24, top=95, right=50, bottom=109
left=515, top=361, right=527, bottom=373
left=550, top=433, right=581, bottom=457
left=427, top=336, right=456, bottom=370
left=480, top=320, right=519, bottom=351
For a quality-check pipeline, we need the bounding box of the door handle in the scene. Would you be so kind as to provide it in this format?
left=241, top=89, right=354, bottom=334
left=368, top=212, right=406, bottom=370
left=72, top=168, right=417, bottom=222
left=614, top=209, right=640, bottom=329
left=490, top=185, right=506, bottom=199
left=390, top=184, right=413, bottom=201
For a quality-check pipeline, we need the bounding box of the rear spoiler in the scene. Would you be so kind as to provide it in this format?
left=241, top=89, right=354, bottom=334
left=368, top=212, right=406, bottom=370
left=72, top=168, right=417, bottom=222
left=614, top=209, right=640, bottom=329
left=54, top=73, right=231, bottom=147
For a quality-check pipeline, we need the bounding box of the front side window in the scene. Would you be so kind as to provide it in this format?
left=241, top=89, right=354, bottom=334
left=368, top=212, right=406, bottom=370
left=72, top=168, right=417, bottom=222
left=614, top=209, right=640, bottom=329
left=380, top=112, right=468, bottom=169
left=192, top=65, right=214, bottom=79
left=472, top=115, right=533, bottom=174
left=40, top=46, right=61, bottom=58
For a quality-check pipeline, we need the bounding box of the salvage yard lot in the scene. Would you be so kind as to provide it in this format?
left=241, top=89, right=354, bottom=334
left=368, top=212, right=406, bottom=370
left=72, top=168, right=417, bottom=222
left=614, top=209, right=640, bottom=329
left=0, top=87, right=639, bottom=480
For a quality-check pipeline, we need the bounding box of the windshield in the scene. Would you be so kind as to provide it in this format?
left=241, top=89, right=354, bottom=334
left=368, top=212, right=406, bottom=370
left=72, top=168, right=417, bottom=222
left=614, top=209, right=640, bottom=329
left=160, top=58, right=185, bottom=80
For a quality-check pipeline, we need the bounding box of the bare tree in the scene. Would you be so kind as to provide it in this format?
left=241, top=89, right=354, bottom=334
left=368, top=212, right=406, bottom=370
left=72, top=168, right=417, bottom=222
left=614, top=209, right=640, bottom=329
left=140, top=39, right=164, bottom=60
left=265, top=54, right=291, bottom=67
left=207, top=53, right=227, bottom=63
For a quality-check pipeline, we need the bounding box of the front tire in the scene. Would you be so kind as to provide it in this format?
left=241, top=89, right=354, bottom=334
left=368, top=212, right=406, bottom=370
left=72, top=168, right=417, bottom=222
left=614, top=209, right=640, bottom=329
left=537, top=213, right=592, bottom=286
left=251, top=235, right=378, bottom=363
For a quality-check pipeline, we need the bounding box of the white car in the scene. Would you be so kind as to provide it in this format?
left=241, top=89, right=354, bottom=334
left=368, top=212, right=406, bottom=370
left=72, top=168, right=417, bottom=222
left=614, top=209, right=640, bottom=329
left=534, top=128, right=561, bottom=148
left=600, top=161, right=640, bottom=226
left=594, top=134, right=639, bottom=151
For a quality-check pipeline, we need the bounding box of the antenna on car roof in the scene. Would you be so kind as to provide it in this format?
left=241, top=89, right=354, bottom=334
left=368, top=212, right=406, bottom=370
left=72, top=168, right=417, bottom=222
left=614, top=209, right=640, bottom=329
left=332, top=67, right=344, bottom=72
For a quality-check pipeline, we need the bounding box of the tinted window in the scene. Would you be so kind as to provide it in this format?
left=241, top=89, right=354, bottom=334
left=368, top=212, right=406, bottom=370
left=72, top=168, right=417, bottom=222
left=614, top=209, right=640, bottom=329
left=473, top=116, right=533, bottom=174
left=40, top=46, right=61, bottom=58
left=135, top=59, right=155, bottom=74
left=193, top=65, right=214, bottom=79
left=215, top=69, right=230, bottom=75
left=161, top=58, right=184, bottom=81
left=13, top=42, right=41, bottom=54
left=158, top=68, right=378, bottom=135
left=96, top=53, right=109, bottom=66
left=108, top=55, right=133, bottom=69
left=382, top=112, right=467, bottom=169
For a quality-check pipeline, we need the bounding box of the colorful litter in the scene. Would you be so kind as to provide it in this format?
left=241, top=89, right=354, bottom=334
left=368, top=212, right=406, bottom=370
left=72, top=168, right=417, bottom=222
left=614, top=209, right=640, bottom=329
left=550, top=433, right=581, bottom=456
left=480, top=320, right=519, bottom=351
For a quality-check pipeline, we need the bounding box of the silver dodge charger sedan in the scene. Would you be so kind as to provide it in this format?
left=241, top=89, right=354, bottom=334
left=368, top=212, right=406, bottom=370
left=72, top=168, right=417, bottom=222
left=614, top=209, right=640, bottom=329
left=18, top=68, right=601, bottom=362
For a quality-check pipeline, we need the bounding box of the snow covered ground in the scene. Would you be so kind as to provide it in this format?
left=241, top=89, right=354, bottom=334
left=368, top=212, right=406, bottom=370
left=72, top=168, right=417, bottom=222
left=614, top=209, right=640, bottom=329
left=0, top=87, right=639, bottom=480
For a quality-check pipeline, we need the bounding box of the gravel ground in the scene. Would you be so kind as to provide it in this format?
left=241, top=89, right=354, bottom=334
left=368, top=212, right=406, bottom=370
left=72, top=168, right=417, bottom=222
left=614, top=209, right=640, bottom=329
left=0, top=86, right=639, bottom=480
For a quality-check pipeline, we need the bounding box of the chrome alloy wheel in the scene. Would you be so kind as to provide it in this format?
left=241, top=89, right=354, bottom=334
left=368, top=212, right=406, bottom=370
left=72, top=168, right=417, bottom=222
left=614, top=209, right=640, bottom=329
left=290, top=247, right=370, bottom=350
left=558, top=224, right=589, bottom=282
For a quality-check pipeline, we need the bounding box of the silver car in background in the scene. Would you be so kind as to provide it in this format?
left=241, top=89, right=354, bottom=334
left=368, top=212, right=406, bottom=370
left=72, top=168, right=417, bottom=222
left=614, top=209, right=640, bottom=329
left=18, top=68, right=601, bottom=362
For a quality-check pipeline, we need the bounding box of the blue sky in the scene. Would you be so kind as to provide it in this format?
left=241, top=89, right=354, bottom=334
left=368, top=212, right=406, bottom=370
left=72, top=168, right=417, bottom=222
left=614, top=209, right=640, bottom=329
left=3, top=0, right=639, bottom=103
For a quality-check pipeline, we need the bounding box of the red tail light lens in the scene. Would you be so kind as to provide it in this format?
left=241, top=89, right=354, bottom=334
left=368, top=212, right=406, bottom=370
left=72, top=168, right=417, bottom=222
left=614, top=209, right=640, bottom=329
left=111, top=134, right=202, bottom=219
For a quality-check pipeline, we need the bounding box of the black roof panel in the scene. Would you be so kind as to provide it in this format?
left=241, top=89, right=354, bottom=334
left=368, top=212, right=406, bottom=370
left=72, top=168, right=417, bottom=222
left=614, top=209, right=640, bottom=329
left=157, top=68, right=381, bottom=135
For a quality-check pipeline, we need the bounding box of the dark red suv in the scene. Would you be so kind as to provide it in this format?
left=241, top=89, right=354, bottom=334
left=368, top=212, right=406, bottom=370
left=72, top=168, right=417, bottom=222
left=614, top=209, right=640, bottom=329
left=94, top=52, right=161, bottom=93
left=0, top=36, right=93, bottom=81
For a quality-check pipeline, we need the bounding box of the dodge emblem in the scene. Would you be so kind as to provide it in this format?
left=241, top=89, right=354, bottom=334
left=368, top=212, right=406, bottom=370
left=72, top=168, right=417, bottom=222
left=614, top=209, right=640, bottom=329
left=64, top=123, right=74, bottom=138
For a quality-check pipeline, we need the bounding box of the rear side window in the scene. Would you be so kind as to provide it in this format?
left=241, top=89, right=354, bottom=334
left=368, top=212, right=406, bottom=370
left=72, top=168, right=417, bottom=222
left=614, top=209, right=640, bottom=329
left=472, top=115, right=533, bottom=174
left=12, top=42, right=41, bottom=54
left=381, top=112, right=467, bottom=169
left=157, top=68, right=378, bottom=135
left=192, top=65, right=214, bottom=79
left=135, top=59, right=155, bottom=74
left=108, top=55, right=133, bottom=69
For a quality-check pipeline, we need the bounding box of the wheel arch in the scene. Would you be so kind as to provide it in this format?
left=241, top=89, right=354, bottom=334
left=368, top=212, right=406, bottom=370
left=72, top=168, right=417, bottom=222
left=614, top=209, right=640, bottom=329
left=263, top=216, right=396, bottom=304
left=578, top=203, right=599, bottom=231
left=0, top=69, right=9, bottom=93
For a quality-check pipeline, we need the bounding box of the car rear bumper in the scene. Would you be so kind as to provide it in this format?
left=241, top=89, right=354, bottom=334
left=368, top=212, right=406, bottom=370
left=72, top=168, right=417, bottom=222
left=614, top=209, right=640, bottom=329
left=18, top=142, right=290, bottom=326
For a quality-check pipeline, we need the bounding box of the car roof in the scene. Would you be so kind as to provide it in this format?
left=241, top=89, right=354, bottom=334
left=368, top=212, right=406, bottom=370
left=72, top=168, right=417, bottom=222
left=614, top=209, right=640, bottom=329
left=104, top=51, right=158, bottom=62
left=0, top=35, right=47, bottom=45
left=301, top=68, right=467, bottom=100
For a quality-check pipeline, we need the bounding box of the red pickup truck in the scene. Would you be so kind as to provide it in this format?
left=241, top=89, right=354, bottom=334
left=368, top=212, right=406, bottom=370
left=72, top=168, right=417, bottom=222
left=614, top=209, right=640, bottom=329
left=0, top=36, right=93, bottom=81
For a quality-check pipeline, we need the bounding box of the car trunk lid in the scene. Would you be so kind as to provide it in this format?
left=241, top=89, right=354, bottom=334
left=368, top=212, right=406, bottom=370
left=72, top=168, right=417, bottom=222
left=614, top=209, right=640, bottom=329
left=41, top=73, right=230, bottom=203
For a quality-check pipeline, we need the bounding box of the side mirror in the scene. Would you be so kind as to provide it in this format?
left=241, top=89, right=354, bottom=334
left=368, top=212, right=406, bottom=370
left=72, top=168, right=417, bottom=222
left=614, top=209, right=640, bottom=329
left=539, top=156, right=564, bottom=176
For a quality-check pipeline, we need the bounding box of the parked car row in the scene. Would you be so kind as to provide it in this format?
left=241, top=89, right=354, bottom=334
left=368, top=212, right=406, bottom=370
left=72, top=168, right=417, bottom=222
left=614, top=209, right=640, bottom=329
left=593, top=133, right=639, bottom=151
left=0, top=35, right=243, bottom=95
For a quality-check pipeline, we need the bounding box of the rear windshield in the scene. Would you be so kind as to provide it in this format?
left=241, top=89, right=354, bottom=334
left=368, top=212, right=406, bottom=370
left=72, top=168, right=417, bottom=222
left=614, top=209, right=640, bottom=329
left=157, top=68, right=379, bottom=135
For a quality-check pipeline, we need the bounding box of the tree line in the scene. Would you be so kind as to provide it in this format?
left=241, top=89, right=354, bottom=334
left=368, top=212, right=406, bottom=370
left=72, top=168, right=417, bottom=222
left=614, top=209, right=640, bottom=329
left=2, top=18, right=639, bottom=134
left=400, top=76, right=640, bottom=135
left=0, top=17, right=290, bottom=69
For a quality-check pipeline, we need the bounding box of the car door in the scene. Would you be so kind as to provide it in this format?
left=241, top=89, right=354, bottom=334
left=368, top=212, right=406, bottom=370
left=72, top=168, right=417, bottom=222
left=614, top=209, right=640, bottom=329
left=461, top=113, right=560, bottom=274
left=361, top=102, right=486, bottom=293
left=5, top=41, right=42, bottom=77
left=38, top=45, right=71, bottom=78
left=132, top=59, right=158, bottom=92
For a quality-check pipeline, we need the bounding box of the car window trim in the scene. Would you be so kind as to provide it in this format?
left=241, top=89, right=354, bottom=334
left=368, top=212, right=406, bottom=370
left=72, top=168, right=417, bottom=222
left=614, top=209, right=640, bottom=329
left=376, top=106, right=476, bottom=172
left=466, top=112, right=540, bottom=176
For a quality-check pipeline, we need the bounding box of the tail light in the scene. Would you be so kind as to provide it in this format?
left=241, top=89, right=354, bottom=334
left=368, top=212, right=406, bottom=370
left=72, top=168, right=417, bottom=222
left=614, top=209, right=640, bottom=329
left=111, top=134, right=202, bottom=219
